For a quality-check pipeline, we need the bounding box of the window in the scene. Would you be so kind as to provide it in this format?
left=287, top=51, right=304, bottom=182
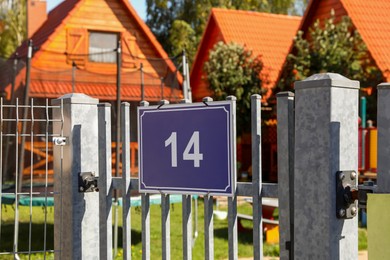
left=89, top=31, right=118, bottom=63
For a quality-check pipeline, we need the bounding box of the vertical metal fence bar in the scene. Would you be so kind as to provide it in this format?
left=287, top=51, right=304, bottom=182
left=57, top=99, right=64, bottom=257
left=160, top=77, right=164, bottom=100
left=0, top=98, right=3, bottom=243
left=161, top=194, right=171, bottom=260
left=186, top=61, right=192, bottom=102
left=19, top=40, right=33, bottom=197
left=227, top=95, right=238, bottom=260
left=204, top=195, right=214, bottom=260
left=251, top=94, right=262, bottom=259
left=228, top=196, right=238, bottom=260
left=43, top=99, right=50, bottom=258
left=276, top=92, right=295, bottom=260
left=28, top=99, right=34, bottom=258
left=98, top=103, right=113, bottom=260
left=121, top=102, right=131, bottom=260
left=114, top=41, right=122, bottom=258
left=182, top=52, right=188, bottom=101
left=193, top=197, right=198, bottom=246
left=141, top=63, right=145, bottom=101
left=377, top=83, right=390, bottom=192
left=142, top=193, right=150, bottom=260
left=182, top=194, right=192, bottom=260
left=14, top=98, right=20, bottom=256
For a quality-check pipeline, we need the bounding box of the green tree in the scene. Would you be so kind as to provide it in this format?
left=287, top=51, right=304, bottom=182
left=0, top=0, right=26, bottom=58
left=146, top=0, right=303, bottom=66
left=204, top=42, right=265, bottom=134
left=278, top=11, right=383, bottom=120
left=168, top=20, right=197, bottom=61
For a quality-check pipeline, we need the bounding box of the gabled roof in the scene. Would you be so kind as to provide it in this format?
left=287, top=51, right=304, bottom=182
left=190, top=8, right=301, bottom=101
left=4, top=0, right=182, bottom=101
left=13, top=0, right=80, bottom=59
left=300, top=0, right=390, bottom=81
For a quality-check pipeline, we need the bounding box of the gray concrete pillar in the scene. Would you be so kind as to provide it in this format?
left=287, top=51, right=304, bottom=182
left=377, top=83, right=390, bottom=193
left=294, top=73, right=359, bottom=259
left=277, top=92, right=295, bottom=260
left=53, top=93, right=100, bottom=259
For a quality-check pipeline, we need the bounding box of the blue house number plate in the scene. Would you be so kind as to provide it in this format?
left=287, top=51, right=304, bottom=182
left=137, top=100, right=236, bottom=196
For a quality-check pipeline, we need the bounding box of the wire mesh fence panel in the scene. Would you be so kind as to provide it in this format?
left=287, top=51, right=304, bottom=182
left=0, top=98, right=63, bottom=258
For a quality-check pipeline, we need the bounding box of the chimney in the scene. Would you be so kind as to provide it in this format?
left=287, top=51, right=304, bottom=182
left=27, top=0, right=47, bottom=38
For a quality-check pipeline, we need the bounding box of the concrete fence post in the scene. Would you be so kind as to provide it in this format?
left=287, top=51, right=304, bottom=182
left=277, top=91, right=295, bottom=260
left=53, top=93, right=100, bottom=259
left=369, top=82, right=390, bottom=260
left=294, top=73, right=359, bottom=259
left=377, top=83, right=390, bottom=193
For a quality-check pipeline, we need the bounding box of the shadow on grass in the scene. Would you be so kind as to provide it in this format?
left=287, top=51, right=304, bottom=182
left=214, top=227, right=253, bottom=245
left=115, top=227, right=142, bottom=247
left=0, top=224, right=143, bottom=253
left=0, top=223, right=54, bottom=252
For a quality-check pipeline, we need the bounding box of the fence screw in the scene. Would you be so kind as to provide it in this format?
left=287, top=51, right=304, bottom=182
left=351, top=207, right=357, bottom=216
left=339, top=172, right=345, bottom=181
left=80, top=187, right=84, bottom=192
left=338, top=209, right=346, bottom=217
left=53, top=137, right=67, bottom=146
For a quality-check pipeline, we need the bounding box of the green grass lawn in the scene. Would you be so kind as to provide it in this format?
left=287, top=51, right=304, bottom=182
left=0, top=200, right=367, bottom=259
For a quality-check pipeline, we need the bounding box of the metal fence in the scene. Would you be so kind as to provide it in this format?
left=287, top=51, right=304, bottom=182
left=3, top=72, right=389, bottom=259
left=0, top=98, right=63, bottom=258
left=49, top=93, right=278, bottom=259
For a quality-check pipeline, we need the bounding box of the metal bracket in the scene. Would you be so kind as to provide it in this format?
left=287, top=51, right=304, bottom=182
left=79, top=172, right=99, bottom=193
left=336, top=171, right=358, bottom=219
left=53, top=137, right=67, bottom=146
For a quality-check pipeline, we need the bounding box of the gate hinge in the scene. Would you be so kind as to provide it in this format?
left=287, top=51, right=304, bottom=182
left=79, top=172, right=99, bottom=193
left=336, top=171, right=377, bottom=219
left=336, top=171, right=358, bottom=219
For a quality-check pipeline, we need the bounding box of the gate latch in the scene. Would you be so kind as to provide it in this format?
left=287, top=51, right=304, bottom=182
left=79, top=172, right=99, bottom=193
left=336, top=171, right=377, bottom=219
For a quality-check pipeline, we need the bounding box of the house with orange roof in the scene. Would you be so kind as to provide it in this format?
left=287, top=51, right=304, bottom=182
left=0, top=0, right=183, bottom=177
left=1, top=0, right=182, bottom=103
left=190, top=8, right=301, bottom=104
left=190, top=8, right=301, bottom=181
left=298, top=0, right=390, bottom=81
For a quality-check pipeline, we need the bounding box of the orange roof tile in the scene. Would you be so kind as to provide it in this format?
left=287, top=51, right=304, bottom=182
left=300, top=0, right=390, bottom=81
left=340, top=0, right=390, bottom=81
left=191, top=8, right=301, bottom=101
left=29, top=80, right=182, bottom=101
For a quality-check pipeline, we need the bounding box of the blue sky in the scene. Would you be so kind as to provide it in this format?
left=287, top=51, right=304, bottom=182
left=47, top=0, right=147, bottom=20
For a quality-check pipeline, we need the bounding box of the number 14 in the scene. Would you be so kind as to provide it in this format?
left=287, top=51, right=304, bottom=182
left=165, top=131, right=204, bottom=168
